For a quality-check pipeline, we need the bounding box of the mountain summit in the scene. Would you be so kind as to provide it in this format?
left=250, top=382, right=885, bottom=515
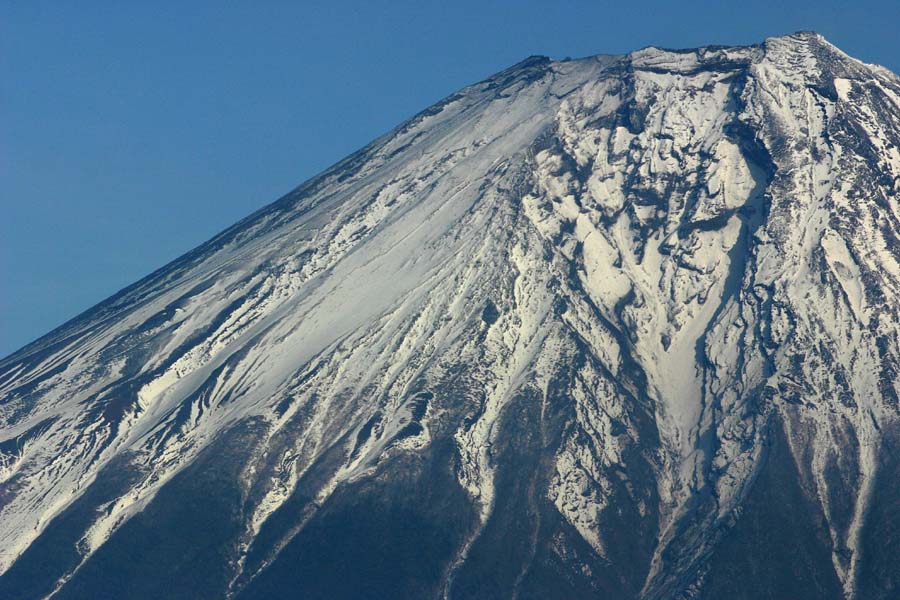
left=2, top=33, right=900, bottom=599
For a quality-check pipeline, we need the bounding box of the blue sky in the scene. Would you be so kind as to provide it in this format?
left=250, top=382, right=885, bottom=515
left=3, top=0, right=899, bottom=357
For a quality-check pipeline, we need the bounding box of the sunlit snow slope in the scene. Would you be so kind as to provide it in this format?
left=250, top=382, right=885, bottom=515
left=2, top=32, right=900, bottom=599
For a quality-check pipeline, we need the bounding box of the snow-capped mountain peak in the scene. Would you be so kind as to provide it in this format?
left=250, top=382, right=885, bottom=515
left=2, top=32, right=900, bottom=599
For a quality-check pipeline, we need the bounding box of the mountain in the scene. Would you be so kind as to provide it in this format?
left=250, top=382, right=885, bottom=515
left=2, top=31, right=900, bottom=599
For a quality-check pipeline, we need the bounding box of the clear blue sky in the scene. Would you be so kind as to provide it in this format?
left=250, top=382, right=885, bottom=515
left=3, top=1, right=899, bottom=357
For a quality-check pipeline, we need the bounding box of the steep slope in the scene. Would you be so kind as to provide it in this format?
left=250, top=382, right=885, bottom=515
left=1, top=32, right=899, bottom=599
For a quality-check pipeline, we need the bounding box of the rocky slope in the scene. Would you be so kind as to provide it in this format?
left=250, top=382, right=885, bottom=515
left=1, top=31, right=899, bottom=599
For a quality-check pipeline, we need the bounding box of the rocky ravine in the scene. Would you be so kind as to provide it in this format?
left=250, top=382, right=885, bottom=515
left=1, top=32, right=900, bottom=599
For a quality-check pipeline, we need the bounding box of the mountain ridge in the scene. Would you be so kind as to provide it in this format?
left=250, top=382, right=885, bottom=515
left=0, top=31, right=872, bottom=364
